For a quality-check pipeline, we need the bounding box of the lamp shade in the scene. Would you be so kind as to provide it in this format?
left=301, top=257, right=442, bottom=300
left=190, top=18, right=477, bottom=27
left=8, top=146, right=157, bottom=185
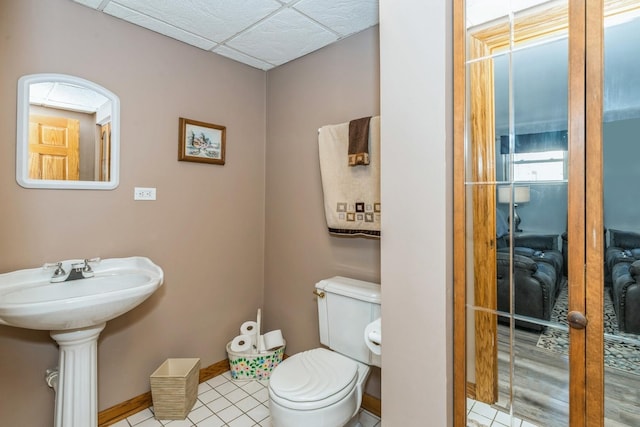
left=497, top=185, right=530, bottom=204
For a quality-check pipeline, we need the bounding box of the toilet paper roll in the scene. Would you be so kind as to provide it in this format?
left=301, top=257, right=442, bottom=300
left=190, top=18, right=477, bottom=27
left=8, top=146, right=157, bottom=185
left=240, top=320, right=258, bottom=336
left=240, top=321, right=258, bottom=349
left=364, top=318, right=382, bottom=355
left=230, top=334, right=253, bottom=353
left=262, top=329, right=285, bottom=351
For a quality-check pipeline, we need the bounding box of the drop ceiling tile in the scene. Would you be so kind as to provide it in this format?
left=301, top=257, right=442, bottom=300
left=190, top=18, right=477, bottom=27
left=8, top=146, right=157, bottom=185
left=48, top=83, right=109, bottom=110
left=71, top=0, right=380, bottom=70
left=294, top=0, right=378, bottom=36
left=110, top=0, right=283, bottom=42
left=30, top=82, right=108, bottom=112
left=226, top=8, right=338, bottom=66
left=104, top=2, right=218, bottom=50
left=29, top=82, right=54, bottom=100
left=212, top=46, right=275, bottom=71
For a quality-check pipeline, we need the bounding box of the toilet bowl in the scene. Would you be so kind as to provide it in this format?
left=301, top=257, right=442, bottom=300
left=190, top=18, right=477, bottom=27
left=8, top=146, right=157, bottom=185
left=267, top=277, right=381, bottom=427
left=268, top=348, right=370, bottom=427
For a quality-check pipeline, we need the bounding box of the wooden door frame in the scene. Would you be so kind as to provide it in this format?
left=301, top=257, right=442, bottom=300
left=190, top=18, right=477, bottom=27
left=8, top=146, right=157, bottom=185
left=452, top=1, right=467, bottom=424
left=567, top=1, right=589, bottom=423
left=584, top=0, right=604, bottom=425
left=28, top=114, right=80, bottom=181
left=453, top=1, right=635, bottom=425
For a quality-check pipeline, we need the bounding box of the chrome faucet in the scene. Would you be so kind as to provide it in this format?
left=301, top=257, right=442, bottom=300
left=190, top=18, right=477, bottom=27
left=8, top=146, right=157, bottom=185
left=44, top=258, right=100, bottom=283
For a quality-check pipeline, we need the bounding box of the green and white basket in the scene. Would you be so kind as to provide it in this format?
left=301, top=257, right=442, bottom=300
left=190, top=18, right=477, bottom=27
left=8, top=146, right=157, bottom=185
left=226, top=340, right=286, bottom=381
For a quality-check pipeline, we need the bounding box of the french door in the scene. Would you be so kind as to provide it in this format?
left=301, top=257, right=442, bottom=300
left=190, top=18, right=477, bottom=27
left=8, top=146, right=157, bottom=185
left=454, top=1, right=640, bottom=426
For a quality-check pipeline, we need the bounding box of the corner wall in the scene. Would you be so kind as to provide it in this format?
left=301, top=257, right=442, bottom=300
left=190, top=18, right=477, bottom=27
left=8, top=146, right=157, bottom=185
left=380, top=0, right=453, bottom=424
left=264, top=27, right=381, bottom=395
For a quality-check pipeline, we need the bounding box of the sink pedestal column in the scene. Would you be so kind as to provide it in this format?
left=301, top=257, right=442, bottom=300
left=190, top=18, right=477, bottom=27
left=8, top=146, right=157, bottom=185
left=50, top=323, right=106, bottom=427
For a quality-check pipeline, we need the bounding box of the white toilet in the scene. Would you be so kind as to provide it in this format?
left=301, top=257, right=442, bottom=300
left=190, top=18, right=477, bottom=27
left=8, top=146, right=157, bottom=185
left=268, top=276, right=381, bottom=427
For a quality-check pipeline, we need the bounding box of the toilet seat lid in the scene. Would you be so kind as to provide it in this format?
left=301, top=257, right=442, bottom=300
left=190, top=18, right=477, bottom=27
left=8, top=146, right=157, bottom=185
left=269, top=348, right=358, bottom=407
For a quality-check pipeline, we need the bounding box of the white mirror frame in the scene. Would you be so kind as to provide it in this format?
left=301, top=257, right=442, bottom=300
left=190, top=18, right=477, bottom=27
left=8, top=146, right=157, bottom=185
left=16, top=73, right=120, bottom=190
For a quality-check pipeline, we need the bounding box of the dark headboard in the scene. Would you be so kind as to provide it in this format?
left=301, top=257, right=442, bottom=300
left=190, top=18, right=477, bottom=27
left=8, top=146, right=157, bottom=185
left=609, top=229, right=640, bottom=249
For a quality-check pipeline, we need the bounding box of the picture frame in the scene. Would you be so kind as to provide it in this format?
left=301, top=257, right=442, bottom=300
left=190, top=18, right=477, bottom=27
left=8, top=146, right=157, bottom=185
left=178, top=117, right=226, bottom=165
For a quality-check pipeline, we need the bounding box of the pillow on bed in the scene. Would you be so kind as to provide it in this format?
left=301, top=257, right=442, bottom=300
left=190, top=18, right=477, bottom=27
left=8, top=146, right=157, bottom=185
left=513, top=234, right=557, bottom=251
left=610, top=229, right=640, bottom=249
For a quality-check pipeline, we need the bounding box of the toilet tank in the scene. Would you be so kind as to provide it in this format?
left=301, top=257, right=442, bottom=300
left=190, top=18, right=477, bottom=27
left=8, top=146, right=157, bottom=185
left=315, top=276, right=381, bottom=367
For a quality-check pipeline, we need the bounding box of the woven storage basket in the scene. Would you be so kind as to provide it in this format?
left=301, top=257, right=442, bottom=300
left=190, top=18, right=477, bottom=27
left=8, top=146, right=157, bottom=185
left=150, top=358, right=200, bottom=420
left=226, top=340, right=285, bottom=380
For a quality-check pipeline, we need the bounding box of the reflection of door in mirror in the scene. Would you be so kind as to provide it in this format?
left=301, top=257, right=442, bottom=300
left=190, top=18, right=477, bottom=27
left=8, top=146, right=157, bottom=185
left=99, top=122, right=111, bottom=181
left=28, top=114, right=79, bottom=180
left=28, top=102, right=103, bottom=181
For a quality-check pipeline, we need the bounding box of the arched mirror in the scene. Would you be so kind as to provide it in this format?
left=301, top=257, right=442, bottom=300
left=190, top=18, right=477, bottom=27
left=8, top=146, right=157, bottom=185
left=16, top=73, right=120, bottom=190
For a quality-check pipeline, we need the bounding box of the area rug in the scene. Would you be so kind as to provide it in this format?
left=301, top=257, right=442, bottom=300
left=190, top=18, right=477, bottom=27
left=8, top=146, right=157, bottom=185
left=536, top=286, right=640, bottom=375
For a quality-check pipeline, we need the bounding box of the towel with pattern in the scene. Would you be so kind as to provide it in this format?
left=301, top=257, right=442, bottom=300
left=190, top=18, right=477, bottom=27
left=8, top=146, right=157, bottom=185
left=318, top=116, right=380, bottom=237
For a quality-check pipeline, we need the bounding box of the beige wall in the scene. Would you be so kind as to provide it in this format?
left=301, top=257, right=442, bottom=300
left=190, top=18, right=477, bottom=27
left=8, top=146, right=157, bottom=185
left=0, top=1, right=266, bottom=425
left=264, top=27, right=381, bottom=396
left=380, top=0, right=453, bottom=425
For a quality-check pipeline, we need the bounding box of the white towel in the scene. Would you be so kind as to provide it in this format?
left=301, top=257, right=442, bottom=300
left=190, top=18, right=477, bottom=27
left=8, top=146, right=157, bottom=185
left=318, top=116, right=380, bottom=238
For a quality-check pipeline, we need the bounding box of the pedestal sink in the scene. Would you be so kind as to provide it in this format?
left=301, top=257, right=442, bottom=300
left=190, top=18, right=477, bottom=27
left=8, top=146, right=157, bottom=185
left=0, top=256, right=164, bottom=427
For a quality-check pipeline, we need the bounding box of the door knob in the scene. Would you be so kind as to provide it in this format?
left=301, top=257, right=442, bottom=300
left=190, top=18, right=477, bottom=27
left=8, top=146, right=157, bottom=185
left=567, top=311, right=588, bottom=329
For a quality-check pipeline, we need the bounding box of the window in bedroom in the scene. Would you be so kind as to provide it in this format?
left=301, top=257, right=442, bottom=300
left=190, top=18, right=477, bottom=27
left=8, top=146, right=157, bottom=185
left=512, top=150, right=567, bottom=181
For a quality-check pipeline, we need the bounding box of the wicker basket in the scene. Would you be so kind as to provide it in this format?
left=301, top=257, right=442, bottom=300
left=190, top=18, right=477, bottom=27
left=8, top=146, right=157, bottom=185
left=150, top=358, right=200, bottom=420
left=226, top=340, right=285, bottom=380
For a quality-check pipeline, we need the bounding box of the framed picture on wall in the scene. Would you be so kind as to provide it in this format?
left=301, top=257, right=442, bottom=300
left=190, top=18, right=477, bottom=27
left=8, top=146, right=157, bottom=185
left=178, top=117, right=226, bottom=165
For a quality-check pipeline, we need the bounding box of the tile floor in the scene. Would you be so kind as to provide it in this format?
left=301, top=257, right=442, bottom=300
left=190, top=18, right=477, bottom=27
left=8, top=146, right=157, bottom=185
left=467, top=399, right=539, bottom=427
left=111, top=370, right=381, bottom=427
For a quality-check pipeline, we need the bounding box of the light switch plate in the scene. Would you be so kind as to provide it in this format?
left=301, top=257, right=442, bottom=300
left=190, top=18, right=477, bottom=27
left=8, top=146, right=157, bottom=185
left=134, top=187, right=156, bottom=200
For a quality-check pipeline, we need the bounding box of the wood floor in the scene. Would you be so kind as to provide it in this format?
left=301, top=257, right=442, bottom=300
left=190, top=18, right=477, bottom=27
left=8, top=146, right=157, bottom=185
left=494, top=325, right=640, bottom=426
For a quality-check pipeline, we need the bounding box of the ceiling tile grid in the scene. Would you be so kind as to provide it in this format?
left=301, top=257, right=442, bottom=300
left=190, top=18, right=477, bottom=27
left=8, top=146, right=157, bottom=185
left=71, top=0, right=379, bottom=70
left=213, top=45, right=275, bottom=71
left=103, top=2, right=219, bottom=50
left=222, top=7, right=339, bottom=67
left=108, top=0, right=284, bottom=43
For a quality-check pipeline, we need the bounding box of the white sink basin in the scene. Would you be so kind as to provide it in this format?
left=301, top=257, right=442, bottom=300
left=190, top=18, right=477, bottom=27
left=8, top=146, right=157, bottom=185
left=0, top=256, right=163, bottom=331
left=0, top=256, right=164, bottom=427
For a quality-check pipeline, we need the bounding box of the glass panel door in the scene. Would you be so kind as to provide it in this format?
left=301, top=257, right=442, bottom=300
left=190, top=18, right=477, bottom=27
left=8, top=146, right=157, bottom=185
left=463, top=1, right=573, bottom=426
left=457, top=1, right=640, bottom=426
